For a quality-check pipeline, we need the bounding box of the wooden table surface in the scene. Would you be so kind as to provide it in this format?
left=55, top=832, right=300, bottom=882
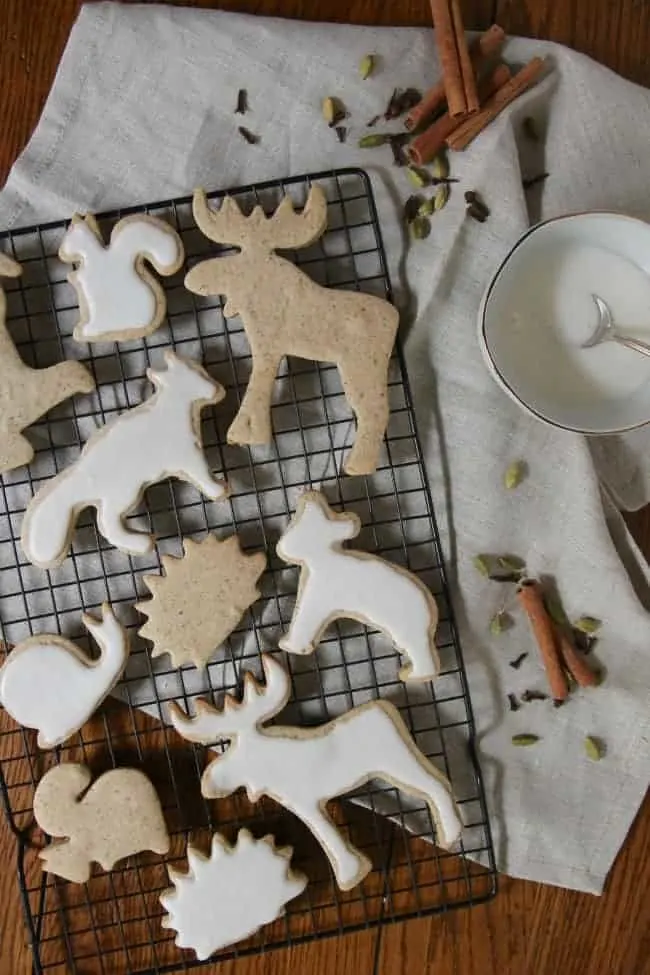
left=0, top=2, right=649, bottom=974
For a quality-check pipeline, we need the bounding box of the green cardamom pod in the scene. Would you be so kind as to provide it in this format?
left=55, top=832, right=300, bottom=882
left=496, top=555, right=525, bottom=574
left=406, top=166, right=430, bottom=189
left=322, top=97, right=337, bottom=124
left=434, top=184, right=449, bottom=211
left=573, top=616, right=601, bottom=635
left=490, top=611, right=513, bottom=636
left=512, top=734, right=540, bottom=746
left=418, top=197, right=435, bottom=217
left=504, top=460, right=525, bottom=489
left=432, top=154, right=450, bottom=180
left=584, top=736, right=604, bottom=760
left=409, top=215, right=431, bottom=240
left=473, top=554, right=491, bottom=577
left=358, top=133, right=390, bottom=148
left=360, top=53, right=375, bottom=80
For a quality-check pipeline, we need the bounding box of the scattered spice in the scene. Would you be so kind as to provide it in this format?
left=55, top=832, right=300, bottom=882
left=410, top=215, right=431, bottom=240
left=490, top=610, right=513, bottom=636
left=573, top=629, right=597, bottom=655
left=517, top=580, right=569, bottom=703
left=522, top=116, right=540, bottom=142
left=509, top=652, right=528, bottom=670
left=238, top=126, right=260, bottom=145
left=512, top=734, right=540, bottom=746
left=322, top=96, right=346, bottom=127
left=584, top=736, right=605, bottom=761
left=360, top=53, right=376, bottom=80
left=520, top=689, right=548, bottom=702
left=367, top=113, right=382, bottom=127
left=359, top=133, right=391, bottom=148
left=573, top=616, right=601, bottom=636
left=389, top=133, right=410, bottom=166
left=497, top=555, right=526, bottom=575
left=384, top=87, right=421, bottom=120
left=432, top=154, right=450, bottom=181
left=418, top=197, right=435, bottom=217
left=467, top=202, right=488, bottom=223
left=523, top=172, right=549, bottom=190
left=473, top=553, right=526, bottom=582
left=403, top=195, right=423, bottom=223
left=434, top=184, right=450, bottom=212
left=507, top=693, right=520, bottom=712
left=406, top=166, right=431, bottom=189
left=235, top=89, right=248, bottom=114
left=473, top=554, right=491, bottom=577
left=465, top=190, right=490, bottom=223
left=335, top=126, right=347, bottom=144
left=504, top=460, right=526, bottom=490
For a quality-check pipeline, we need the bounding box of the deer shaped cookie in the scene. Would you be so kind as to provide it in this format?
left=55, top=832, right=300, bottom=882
left=34, top=764, right=170, bottom=883
left=277, top=492, right=440, bottom=683
left=0, top=603, right=128, bottom=748
left=60, top=213, right=184, bottom=343
left=21, top=351, right=227, bottom=568
left=185, top=185, right=399, bottom=476
left=0, top=253, right=94, bottom=474
left=169, top=654, right=462, bottom=891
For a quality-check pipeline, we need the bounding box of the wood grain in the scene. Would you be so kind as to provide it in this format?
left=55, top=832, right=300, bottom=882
left=0, top=2, right=650, bottom=975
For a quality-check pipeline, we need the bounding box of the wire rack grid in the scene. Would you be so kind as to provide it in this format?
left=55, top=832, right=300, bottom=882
left=0, top=168, right=497, bottom=975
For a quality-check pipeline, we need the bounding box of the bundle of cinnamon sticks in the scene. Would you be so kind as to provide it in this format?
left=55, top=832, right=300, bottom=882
left=407, top=7, right=548, bottom=166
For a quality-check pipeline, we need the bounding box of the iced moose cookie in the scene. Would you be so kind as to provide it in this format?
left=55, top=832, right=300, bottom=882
left=0, top=253, right=94, bottom=474
left=169, top=654, right=462, bottom=890
left=277, top=491, right=440, bottom=683
left=160, top=830, right=306, bottom=960
left=60, top=213, right=184, bottom=343
left=21, top=351, right=227, bottom=568
left=33, top=764, right=170, bottom=883
left=185, top=184, right=399, bottom=475
left=0, top=603, right=128, bottom=748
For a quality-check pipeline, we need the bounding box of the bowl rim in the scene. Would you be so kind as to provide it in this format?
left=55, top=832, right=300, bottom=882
left=478, top=209, right=650, bottom=436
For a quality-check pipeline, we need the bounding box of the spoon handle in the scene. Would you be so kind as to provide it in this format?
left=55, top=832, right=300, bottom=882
left=613, top=334, right=650, bottom=358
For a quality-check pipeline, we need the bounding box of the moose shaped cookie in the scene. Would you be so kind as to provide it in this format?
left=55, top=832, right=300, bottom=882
left=60, top=213, right=184, bottom=343
left=185, top=184, right=399, bottom=476
left=33, top=764, right=170, bottom=883
left=0, top=253, right=94, bottom=474
left=277, top=492, right=440, bottom=683
left=0, top=603, right=128, bottom=748
left=169, top=654, right=462, bottom=891
left=21, top=351, right=228, bottom=567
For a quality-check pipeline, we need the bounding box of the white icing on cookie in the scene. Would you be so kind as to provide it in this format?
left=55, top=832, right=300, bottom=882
left=21, top=352, right=228, bottom=568
left=169, top=654, right=462, bottom=891
left=60, top=213, right=184, bottom=343
left=160, top=830, right=306, bottom=960
left=0, top=604, right=128, bottom=748
left=276, top=491, right=440, bottom=682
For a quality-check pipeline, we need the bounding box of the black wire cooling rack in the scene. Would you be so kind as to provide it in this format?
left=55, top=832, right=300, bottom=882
left=0, top=168, right=496, bottom=975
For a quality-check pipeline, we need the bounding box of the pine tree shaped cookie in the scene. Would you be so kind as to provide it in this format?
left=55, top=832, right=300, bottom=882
left=137, top=534, right=266, bottom=669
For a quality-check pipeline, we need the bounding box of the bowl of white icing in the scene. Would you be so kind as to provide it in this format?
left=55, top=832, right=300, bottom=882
left=478, top=212, right=650, bottom=434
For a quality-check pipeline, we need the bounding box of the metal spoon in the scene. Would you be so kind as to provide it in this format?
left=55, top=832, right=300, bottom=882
left=582, top=295, right=650, bottom=358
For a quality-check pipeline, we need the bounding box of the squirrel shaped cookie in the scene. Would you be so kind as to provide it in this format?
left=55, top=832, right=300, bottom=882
left=160, top=830, right=306, bottom=960
left=60, top=213, right=184, bottom=343
left=33, top=764, right=170, bottom=883
left=0, top=603, right=128, bottom=747
left=0, top=253, right=94, bottom=474
left=21, top=351, right=228, bottom=567
left=185, top=185, right=399, bottom=476
left=169, top=654, right=462, bottom=891
left=277, top=492, right=440, bottom=683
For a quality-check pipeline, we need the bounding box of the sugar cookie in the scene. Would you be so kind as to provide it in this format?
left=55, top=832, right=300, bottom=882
left=185, top=185, right=399, bottom=475
left=169, top=654, right=461, bottom=891
left=277, top=491, right=439, bottom=682
left=21, top=351, right=227, bottom=567
left=60, top=213, right=184, bottom=343
left=34, top=764, right=170, bottom=883
left=160, top=829, right=306, bottom=960
left=0, top=253, right=94, bottom=474
left=137, top=534, right=266, bottom=669
left=0, top=603, right=128, bottom=748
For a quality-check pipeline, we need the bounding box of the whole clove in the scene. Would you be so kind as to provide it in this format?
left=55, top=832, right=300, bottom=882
left=507, top=692, right=520, bottom=712
left=384, top=87, right=422, bottom=121
left=465, top=190, right=490, bottom=223
left=467, top=202, right=488, bottom=223
left=520, top=689, right=548, bottom=702
left=235, top=89, right=248, bottom=114
left=335, top=126, right=347, bottom=144
left=238, top=126, right=260, bottom=145
left=367, top=114, right=382, bottom=127
left=523, top=172, right=549, bottom=190
left=509, top=652, right=528, bottom=670
left=403, top=195, right=423, bottom=223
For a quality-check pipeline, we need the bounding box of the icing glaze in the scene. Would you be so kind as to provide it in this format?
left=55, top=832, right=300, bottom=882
left=277, top=491, right=440, bottom=682
left=34, top=764, right=170, bottom=883
left=0, top=603, right=128, bottom=748
left=169, top=654, right=462, bottom=891
left=60, top=213, right=184, bottom=343
left=160, top=830, right=306, bottom=960
left=21, top=352, right=228, bottom=568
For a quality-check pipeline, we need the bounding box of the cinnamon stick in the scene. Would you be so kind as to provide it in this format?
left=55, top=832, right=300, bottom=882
left=447, top=56, right=547, bottom=151
left=517, top=580, right=569, bottom=703
left=405, top=24, right=506, bottom=131
left=430, top=0, right=480, bottom=118
left=554, top=626, right=599, bottom=688
left=407, top=64, right=511, bottom=166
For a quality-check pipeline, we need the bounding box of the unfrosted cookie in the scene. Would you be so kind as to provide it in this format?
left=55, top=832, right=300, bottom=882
left=60, top=213, right=184, bottom=343
left=0, top=252, right=94, bottom=474
left=21, top=351, right=228, bottom=568
left=137, top=534, right=266, bottom=669
left=185, top=184, right=399, bottom=475
left=160, top=830, right=306, bottom=960
left=169, top=653, right=462, bottom=891
left=277, top=491, right=439, bottom=682
left=0, top=603, right=128, bottom=748
left=34, top=764, right=170, bottom=883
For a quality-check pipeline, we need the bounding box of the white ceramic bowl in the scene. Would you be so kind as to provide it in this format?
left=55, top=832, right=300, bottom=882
left=478, top=212, right=650, bottom=434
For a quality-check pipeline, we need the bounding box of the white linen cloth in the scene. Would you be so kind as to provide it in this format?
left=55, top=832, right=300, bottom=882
left=0, top=2, right=649, bottom=895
